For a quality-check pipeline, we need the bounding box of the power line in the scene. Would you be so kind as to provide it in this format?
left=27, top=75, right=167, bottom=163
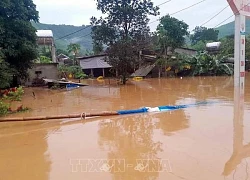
left=200, top=5, right=229, bottom=27
left=213, top=15, right=233, bottom=28
left=55, top=0, right=172, bottom=41
left=157, top=0, right=172, bottom=7
left=55, top=25, right=91, bottom=40
left=213, top=2, right=250, bottom=28
left=149, top=0, right=207, bottom=24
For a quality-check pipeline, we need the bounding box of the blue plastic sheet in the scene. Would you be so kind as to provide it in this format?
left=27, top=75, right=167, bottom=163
left=117, top=108, right=148, bottom=115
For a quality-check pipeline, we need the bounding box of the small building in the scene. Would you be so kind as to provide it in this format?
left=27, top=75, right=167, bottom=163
left=24, top=63, right=59, bottom=86
left=36, top=30, right=57, bottom=63
left=77, top=54, right=112, bottom=77
left=57, top=54, right=73, bottom=65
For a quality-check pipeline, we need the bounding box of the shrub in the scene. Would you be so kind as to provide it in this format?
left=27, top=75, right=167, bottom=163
left=0, top=101, right=9, bottom=116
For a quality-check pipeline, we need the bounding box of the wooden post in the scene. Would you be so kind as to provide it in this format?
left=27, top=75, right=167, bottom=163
left=116, top=69, right=118, bottom=77
left=102, top=68, right=105, bottom=77
left=91, top=69, right=94, bottom=77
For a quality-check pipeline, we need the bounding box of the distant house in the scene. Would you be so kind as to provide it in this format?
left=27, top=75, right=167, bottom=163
left=57, top=54, right=73, bottom=65
left=77, top=54, right=113, bottom=77
left=36, top=30, right=57, bottom=63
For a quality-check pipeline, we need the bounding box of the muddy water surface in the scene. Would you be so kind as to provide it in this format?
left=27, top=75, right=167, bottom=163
left=1, top=75, right=250, bottom=180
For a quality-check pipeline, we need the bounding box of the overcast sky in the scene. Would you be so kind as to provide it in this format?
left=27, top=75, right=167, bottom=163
left=33, top=0, right=234, bottom=31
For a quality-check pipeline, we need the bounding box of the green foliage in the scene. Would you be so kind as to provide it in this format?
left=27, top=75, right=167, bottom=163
left=217, top=35, right=234, bottom=58
left=56, top=49, right=69, bottom=56
left=190, top=40, right=207, bottom=51
left=0, top=0, right=39, bottom=79
left=58, top=65, right=87, bottom=79
left=39, top=56, right=52, bottom=63
left=93, top=42, right=103, bottom=55
left=67, top=43, right=81, bottom=65
left=67, top=43, right=81, bottom=55
left=0, top=86, right=25, bottom=116
left=156, top=15, right=189, bottom=54
left=0, top=101, right=9, bottom=116
left=0, top=51, right=14, bottom=89
left=91, top=0, right=159, bottom=84
left=190, top=26, right=219, bottom=45
left=2, top=86, right=24, bottom=101
left=172, top=52, right=233, bottom=76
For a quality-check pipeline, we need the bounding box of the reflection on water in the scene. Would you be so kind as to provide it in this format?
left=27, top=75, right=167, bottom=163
left=223, top=86, right=250, bottom=179
left=0, top=75, right=250, bottom=180
left=98, top=114, right=163, bottom=180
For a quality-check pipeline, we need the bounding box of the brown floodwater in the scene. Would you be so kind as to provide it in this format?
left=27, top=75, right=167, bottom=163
left=1, top=74, right=250, bottom=180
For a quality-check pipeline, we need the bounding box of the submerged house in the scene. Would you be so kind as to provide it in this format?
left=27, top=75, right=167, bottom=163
left=131, top=47, right=197, bottom=78
left=57, top=54, right=73, bottom=65
left=23, top=30, right=59, bottom=86
left=77, top=54, right=112, bottom=77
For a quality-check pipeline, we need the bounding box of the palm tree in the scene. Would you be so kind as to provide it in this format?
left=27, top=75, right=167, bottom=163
left=67, top=43, right=81, bottom=65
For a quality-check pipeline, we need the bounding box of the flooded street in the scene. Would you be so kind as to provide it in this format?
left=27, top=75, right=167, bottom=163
left=1, top=75, right=250, bottom=180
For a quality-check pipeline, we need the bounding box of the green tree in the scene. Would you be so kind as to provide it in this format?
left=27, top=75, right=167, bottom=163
left=67, top=43, right=81, bottom=65
left=190, top=26, right=219, bottom=45
left=0, top=0, right=39, bottom=79
left=156, top=15, right=189, bottom=55
left=218, top=35, right=234, bottom=57
left=0, top=50, right=13, bottom=89
left=93, top=42, right=103, bottom=55
left=56, top=49, right=69, bottom=56
left=191, top=40, right=206, bottom=51
left=91, top=0, right=159, bottom=84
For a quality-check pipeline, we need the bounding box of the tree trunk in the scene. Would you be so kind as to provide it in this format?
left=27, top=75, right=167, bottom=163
left=158, top=66, right=161, bottom=78
left=122, top=75, right=126, bottom=85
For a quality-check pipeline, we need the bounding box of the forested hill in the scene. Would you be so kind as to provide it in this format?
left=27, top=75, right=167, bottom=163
left=216, top=19, right=250, bottom=39
left=32, top=20, right=246, bottom=53
left=31, top=22, right=93, bottom=53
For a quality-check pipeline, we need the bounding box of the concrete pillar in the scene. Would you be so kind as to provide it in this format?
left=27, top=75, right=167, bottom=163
left=51, top=43, right=56, bottom=63
left=234, top=14, right=245, bottom=88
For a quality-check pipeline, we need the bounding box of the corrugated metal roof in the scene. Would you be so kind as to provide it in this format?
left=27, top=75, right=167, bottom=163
left=79, top=56, right=112, bottom=69
left=36, top=30, right=53, bottom=37
left=131, top=64, right=156, bottom=77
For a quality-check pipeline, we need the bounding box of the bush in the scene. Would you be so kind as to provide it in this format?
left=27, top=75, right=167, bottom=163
left=39, top=56, right=52, bottom=63
left=0, top=86, right=26, bottom=116
left=58, top=65, right=87, bottom=79
left=2, top=86, right=24, bottom=101
left=0, top=101, right=9, bottom=116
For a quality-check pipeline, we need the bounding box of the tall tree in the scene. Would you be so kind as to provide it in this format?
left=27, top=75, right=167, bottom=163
left=91, top=0, right=159, bottom=84
left=156, top=15, right=189, bottom=55
left=0, top=0, right=39, bottom=79
left=190, top=26, right=219, bottom=45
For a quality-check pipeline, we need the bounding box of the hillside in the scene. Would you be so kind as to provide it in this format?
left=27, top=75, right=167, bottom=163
left=216, top=19, right=250, bottom=39
left=32, top=20, right=242, bottom=54
left=32, top=22, right=93, bottom=54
